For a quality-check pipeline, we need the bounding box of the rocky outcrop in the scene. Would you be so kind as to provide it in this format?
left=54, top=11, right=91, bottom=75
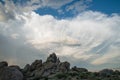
left=58, top=61, right=70, bottom=72
left=0, top=53, right=120, bottom=80
left=30, top=59, right=42, bottom=71
left=0, top=62, right=23, bottom=80
left=99, top=69, right=114, bottom=77
left=46, top=53, right=58, bottom=63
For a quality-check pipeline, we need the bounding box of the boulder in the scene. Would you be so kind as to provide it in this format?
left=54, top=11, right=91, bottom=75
left=9, top=65, right=21, bottom=71
left=22, top=64, right=31, bottom=73
left=0, top=67, right=23, bottom=80
left=0, top=61, right=8, bottom=68
left=58, top=61, right=70, bottom=72
left=30, top=60, right=42, bottom=71
left=36, top=62, right=57, bottom=77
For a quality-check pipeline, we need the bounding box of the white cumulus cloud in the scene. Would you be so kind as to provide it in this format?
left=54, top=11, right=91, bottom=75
left=0, top=0, right=120, bottom=70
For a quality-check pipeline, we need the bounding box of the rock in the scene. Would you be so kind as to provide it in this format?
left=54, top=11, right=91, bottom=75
left=33, top=69, right=44, bottom=79
left=114, top=70, right=120, bottom=75
left=23, top=60, right=43, bottom=79
left=30, top=60, right=42, bottom=71
left=43, top=61, right=57, bottom=70
left=1, top=53, right=120, bottom=80
left=36, top=62, right=57, bottom=77
left=9, top=65, right=21, bottom=71
left=72, top=66, right=88, bottom=72
left=0, top=67, right=23, bottom=80
left=71, top=76, right=80, bottom=80
left=22, top=64, right=31, bottom=73
left=0, top=61, right=8, bottom=68
left=46, top=53, right=58, bottom=63
left=58, top=61, right=70, bottom=72
left=99, top=69, right=114, bottom=77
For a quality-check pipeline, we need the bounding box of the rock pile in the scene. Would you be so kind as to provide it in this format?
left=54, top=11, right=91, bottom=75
left=0, top=53, right=120, bottom=80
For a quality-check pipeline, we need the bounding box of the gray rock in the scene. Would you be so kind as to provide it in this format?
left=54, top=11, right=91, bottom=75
left=0, top=67, right=23, bottom=80
left=72, top=66, right=88, bottom=72
left=0, top=61, right=8, bottom=68
left=46, top=53, right=58, bottom=63
left=99, top=69, right=114, bottom=77
left=32, top=69, right=44, bottom=79
left=9, top=65, right=21, bottom=71
left=1, top=53, right=119, bottom=80
left=30, top=60, right=42, bottom=71
left=58, top=61, right=70, bottom=72
left=35, top=62, right=57, bottom=77
left=23, top=64, right=31, bottom=73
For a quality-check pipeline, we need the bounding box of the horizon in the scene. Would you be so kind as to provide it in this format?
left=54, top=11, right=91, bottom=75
left=0, top=0, right=120, bottom=71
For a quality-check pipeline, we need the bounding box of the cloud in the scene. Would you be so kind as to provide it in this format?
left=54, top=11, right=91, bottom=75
left=66, top=0, right=92, bottom=14
left=41, top=0, right=73, bottom=9
left=0, top=1, right=16, bottom=21
left=0, top=0, right=93, bottom=22
left=22, top=11, right=120, bottom=63
left=0, top=0, right=92, bottom=22
left=91, top=45, right=120, bottom=65
left=21, top=0, right=73, bottom=10
left=0, top=0, right=120, bottom=70
left=25, top=0, right=91, bottom=10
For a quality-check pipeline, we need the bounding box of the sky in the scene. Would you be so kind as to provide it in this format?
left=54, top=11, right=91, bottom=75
left=0, top=0, right=120, bottom=71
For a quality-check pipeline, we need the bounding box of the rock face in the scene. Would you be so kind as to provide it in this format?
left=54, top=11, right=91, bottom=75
left=0, top=53, right=120, bottom=80
left=30, top=59, right=42, bottom=71
left=46, top=53, right=58, bottom=63
left=0, top=62, right=23, bottom=80
left=59, top=61, right=70, bottom=72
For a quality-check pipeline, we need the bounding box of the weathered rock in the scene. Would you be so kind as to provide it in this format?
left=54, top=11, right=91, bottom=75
left=99, top=69, right=114, bottom=77
left=46, top=53, right=58, bottom=63
left=9, top=65, right=21, bottom=71
left=114, top=70, right=120, bottom=75
left=33, top=69, right=44, bottom=79
left=72, top=66, right=88, bottom=72
left=30, top=60, right=42, bottom=71
left=43, top=62, right=57, bottom=70
left=35, top=62, right=57, bottom=77
left=0, top=61, right=8, bottom=68
left=0, top=67, right=23, bottom=80
left=22, top=64, right=31, bottom=73
left=58, top=61, right=70, bottom=72
left=1, top=53, right=120, bottom=80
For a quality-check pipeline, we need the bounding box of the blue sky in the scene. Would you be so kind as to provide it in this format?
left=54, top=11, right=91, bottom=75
left=90, top=0, right=120, bottom=14
left=0, top=0, right=119, bottom=18
left=0, top=0, right=120, bottom=71
left=35, top=0, right=120, bottom=18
